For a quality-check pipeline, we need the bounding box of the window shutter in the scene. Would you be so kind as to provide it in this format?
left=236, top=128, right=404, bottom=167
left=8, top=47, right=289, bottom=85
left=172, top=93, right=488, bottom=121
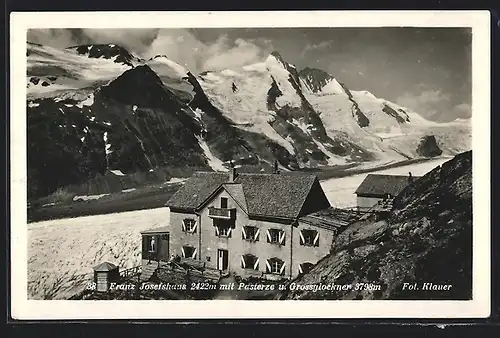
left=191, top=221, right=197, bottom=234
left=227, top=228, right=232, bottom=238
left=298, top=264, right=303, bottom=275
left=241, top=227, right=247, bottom=240
left=154, top=235, right=160, bottom=253
left=181, top=220, right=186, bottom=232
left=192, top=248, right=197, bottom=259
left=254, top=258, right=260, bottom=270
left=181, top=246, right=186, bottom=258
left=142, top=236, right=148, bottom=253
left=299, top=230, right=305, bottom=246
left=280, top=261, right=286, bottom=275
left=255, top=228, right=260, bottom=242
left=313, top=231, right=320, bottom=247
left=266, top=229, right=271, bottom=243
left=215, top=226, right=220, bottom=236
left=279, top=231, right=286, bottom=245
left=265, top=259, right=271, bottom=273
left=240, top=256, right=246, bottom=268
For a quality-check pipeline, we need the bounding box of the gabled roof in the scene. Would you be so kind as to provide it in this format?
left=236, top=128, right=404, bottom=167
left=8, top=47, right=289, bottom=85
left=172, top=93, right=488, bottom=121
left=355, top=174, right=420, bottom=197
left=93, top=261, right=118, bottom=271
left=166, top=171, right=321, bottom=219
left=223, top=183, right=248, bottom=214
left=165, top=172, right=229, bottom=211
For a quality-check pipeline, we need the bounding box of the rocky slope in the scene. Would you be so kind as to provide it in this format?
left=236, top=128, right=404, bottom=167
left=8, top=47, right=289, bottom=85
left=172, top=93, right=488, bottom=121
left=278, top=150, right=472, bottom=300
left=26, top=42, right=471, bottom=200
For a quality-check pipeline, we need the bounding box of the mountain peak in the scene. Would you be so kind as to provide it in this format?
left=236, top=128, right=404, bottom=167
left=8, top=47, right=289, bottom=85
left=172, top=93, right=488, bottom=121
left=98, top=64, right=171, bottom=106
left=67, top=43, right=136, bottom=66
left=266, top=51, right=288, bottom=68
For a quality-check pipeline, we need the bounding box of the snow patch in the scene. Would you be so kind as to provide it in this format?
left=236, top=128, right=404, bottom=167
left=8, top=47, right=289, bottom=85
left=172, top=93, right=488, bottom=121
left=28, top=101, right=40, bottom=108
left=76, top=94, right=94, bottom=108
left=312, top=139, right=347, bottom=166
left=196, top=136, right=228, bottom=172
left=73, top=194, right=109, bottom=202
left=166, top=177, right=188, bottom=184
left=292, top=118, right=314, bottom=135
left=109, top=169, right=126, bottom=176
left=132, top=105, right=138, bottom=112
left=103, top=132, right=113, bottom=155
left=64, top=104, right=74, bottom=107
left=193, top=108, right=204, bottom=122
left=121, top=188, right=136, bottom=193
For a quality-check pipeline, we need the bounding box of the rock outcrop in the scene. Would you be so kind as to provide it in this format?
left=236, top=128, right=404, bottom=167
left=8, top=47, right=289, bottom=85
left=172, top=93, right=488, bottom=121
left=416, top=135, right=443, bottom=157
left=278, top=151, right=472, bottom=300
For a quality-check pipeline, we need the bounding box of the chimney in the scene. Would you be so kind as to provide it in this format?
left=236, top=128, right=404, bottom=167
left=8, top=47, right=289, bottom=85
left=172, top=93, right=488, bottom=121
left=273, top=160, right=280, bottom=174
left=229, top=161, right=237, bottom=182
left=408, top=172, right=413, bottom=185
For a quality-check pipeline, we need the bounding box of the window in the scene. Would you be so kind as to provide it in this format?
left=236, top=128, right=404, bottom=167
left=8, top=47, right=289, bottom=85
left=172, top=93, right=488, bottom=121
left=298, top=262, right=314, bottom=275
left=148, top=236, right=157, bottom=252
left=265, top=257, right=285, bottom=275
left=266, top=228, right=285, bottom=245
left=182, top=219, right=197, bottom=233
left=242, top=226, right=260, bottom=242
left=214, top=219, right=233, bottom=238
left=299, top=229, right=319, bottom=247
left=181, top=246, right=197, bottom=259
left=161, top=234, right=169, bottom=240
left=220, top=197, right=228, bottom=208
left=240, top=254, right=259, bottom=270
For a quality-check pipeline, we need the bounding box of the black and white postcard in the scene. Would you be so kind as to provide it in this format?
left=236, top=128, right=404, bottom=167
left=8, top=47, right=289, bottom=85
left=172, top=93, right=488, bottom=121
left=10, top=10, right=491, bottom=319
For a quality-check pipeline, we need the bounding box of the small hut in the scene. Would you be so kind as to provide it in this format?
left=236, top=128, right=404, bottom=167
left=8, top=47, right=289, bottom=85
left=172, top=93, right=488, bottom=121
left=93, top=261, right=120, bottom=292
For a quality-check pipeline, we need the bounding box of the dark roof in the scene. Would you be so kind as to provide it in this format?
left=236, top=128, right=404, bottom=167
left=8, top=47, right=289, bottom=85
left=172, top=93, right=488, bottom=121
left=355, top=174, right=420, bottom=197
left=166, top=171, right=320, bottom=219
left=166, top=172, right=229, bottom=211
left=223, top=183, right=248, bottom=213
left=141, top=226, right=170, bottom=234
left=300, top=207, right=366, bottom=231
left=93, top=262, right=118, bottom=271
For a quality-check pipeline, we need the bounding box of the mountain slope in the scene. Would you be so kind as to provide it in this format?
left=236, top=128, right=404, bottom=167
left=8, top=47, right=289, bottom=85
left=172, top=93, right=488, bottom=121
left=198, top=53, right=376, bottom=167
left=26, top=43, right=471, bottom=200
left=278, top=150, right=472, bottom=300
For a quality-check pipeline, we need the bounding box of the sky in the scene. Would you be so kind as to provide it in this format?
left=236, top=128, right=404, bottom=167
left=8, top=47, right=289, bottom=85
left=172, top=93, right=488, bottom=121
left=27, top=28, right=472, bottom=122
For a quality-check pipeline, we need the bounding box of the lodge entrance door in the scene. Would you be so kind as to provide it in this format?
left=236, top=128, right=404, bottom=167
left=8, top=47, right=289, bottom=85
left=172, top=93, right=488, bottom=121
left=217, top=249, right=229, bottom=270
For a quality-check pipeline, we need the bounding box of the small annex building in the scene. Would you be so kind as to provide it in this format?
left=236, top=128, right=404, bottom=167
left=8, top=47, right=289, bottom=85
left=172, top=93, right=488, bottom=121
left=354, top=173, right=420, bottom=210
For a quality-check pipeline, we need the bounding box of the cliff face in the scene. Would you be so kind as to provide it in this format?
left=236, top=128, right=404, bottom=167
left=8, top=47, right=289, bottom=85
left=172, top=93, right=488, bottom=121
left=279, top=151, right=472, bottom=300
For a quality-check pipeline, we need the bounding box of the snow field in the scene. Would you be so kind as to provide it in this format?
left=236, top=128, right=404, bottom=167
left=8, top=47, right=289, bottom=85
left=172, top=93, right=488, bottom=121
left=28, top=208, right=170, bottom=299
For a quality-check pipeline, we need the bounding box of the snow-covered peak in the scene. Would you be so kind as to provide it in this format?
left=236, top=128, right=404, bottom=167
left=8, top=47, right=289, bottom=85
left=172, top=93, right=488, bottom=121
left=146, top=55, right=188, bottom=79
left=265, top=51, right=288, bottom=69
